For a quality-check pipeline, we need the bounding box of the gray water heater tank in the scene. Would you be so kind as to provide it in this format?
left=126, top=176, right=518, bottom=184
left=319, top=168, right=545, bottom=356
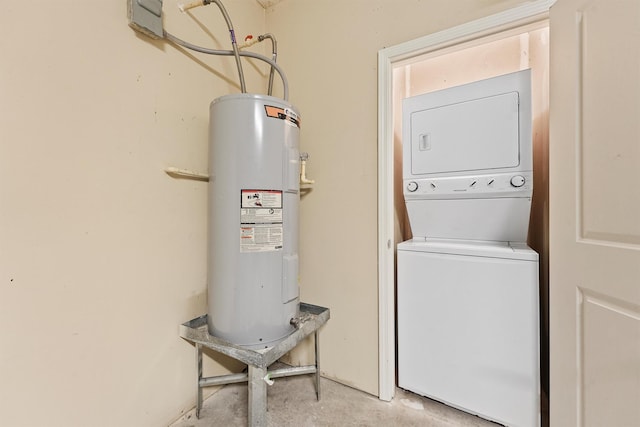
left=207, top=93, right=300, bottom=349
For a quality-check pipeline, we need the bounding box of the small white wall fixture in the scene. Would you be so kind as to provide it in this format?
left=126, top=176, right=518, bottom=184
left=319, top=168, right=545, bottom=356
left=376, top=0, right=556, bottom=401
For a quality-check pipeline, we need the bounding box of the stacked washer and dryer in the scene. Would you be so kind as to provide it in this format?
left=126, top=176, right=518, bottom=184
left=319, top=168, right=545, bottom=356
left=397, top=70, right=540, bottom=427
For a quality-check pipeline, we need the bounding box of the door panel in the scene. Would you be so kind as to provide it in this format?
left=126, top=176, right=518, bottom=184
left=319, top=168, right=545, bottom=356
left=550, top=0, right=640, bottom=426
left=580, top=0, right=640, bottom=245
left=581, top=291, right=640, bottom=426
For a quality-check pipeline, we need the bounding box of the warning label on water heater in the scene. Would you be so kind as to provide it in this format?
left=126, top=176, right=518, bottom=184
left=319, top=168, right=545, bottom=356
left=240, top=190, right=283, bottom=253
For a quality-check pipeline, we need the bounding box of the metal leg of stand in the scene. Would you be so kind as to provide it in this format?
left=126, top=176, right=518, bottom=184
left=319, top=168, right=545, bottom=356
left=180, top=305, right=329, bottom=423
left=196, top=343, right=203, bottom=419
left=248, top=365, right=268, bottom=427
left=315, top=330, right=321, bottom=401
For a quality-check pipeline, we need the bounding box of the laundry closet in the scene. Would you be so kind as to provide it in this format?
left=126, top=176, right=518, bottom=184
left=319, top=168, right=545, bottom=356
left=393, top=26, right=549, bottom=427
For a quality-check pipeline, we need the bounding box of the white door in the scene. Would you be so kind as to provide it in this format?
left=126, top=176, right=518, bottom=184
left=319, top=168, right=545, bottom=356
left=550, top=0, right=640, bottom=425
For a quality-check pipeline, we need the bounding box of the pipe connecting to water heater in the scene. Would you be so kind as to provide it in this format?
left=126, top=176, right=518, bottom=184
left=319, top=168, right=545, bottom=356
left=163, top=31, right=290, bottom=101
left=258, top=34, right=277, bottom=96
left=176, top=0, right=246, bottom=93
left=239, top=33, right=278, bottom=96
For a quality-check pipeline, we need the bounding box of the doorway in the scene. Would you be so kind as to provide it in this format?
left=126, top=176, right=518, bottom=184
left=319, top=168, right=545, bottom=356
left=396, top=22, right=549, bottom=422
left=377, top=1, right=555, bottom=416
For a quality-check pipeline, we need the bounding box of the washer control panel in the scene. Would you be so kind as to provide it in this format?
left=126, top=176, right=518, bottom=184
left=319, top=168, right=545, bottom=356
left=404, top=172, right=533, bottom=199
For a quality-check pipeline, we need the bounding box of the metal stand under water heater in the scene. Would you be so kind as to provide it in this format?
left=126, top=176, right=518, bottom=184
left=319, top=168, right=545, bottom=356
left=208, top=94, right=301, bottom=349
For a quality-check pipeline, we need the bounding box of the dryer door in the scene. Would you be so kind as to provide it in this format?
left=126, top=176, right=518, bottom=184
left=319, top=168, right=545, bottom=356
left=409, top=91, right=520, bottom=175
left=402, top=69, right=532, bottom=181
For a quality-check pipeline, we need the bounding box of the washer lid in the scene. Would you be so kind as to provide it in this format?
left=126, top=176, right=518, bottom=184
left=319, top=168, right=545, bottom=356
left=397, top=238, right=538, bottom=261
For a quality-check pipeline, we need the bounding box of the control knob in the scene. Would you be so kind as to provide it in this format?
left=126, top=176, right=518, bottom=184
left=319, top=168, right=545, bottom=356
left=406, top=181, right=418, bottom=192
left=510, top=175, right=526, bottom=188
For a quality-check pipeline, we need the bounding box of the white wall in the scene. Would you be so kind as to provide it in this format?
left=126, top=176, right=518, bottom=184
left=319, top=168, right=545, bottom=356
left=0, top=1, right=266, bottom=426
left=266, top=0, right=533, bottom=396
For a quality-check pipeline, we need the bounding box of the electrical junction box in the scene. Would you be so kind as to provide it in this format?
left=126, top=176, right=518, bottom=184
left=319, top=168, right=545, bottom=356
left=128, top=0, right=164, bottom=39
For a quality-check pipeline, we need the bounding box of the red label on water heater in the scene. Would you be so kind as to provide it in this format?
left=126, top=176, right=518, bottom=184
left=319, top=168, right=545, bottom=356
left=264, top=105, right=300, bottom=128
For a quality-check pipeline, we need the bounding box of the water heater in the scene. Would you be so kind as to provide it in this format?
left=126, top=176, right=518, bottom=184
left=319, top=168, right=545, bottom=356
left=207, top=93, right=301, bottom=349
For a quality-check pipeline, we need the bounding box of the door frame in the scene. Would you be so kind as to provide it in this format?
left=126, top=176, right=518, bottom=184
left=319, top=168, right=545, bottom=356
left=376, top=0, right=556, bottom=401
